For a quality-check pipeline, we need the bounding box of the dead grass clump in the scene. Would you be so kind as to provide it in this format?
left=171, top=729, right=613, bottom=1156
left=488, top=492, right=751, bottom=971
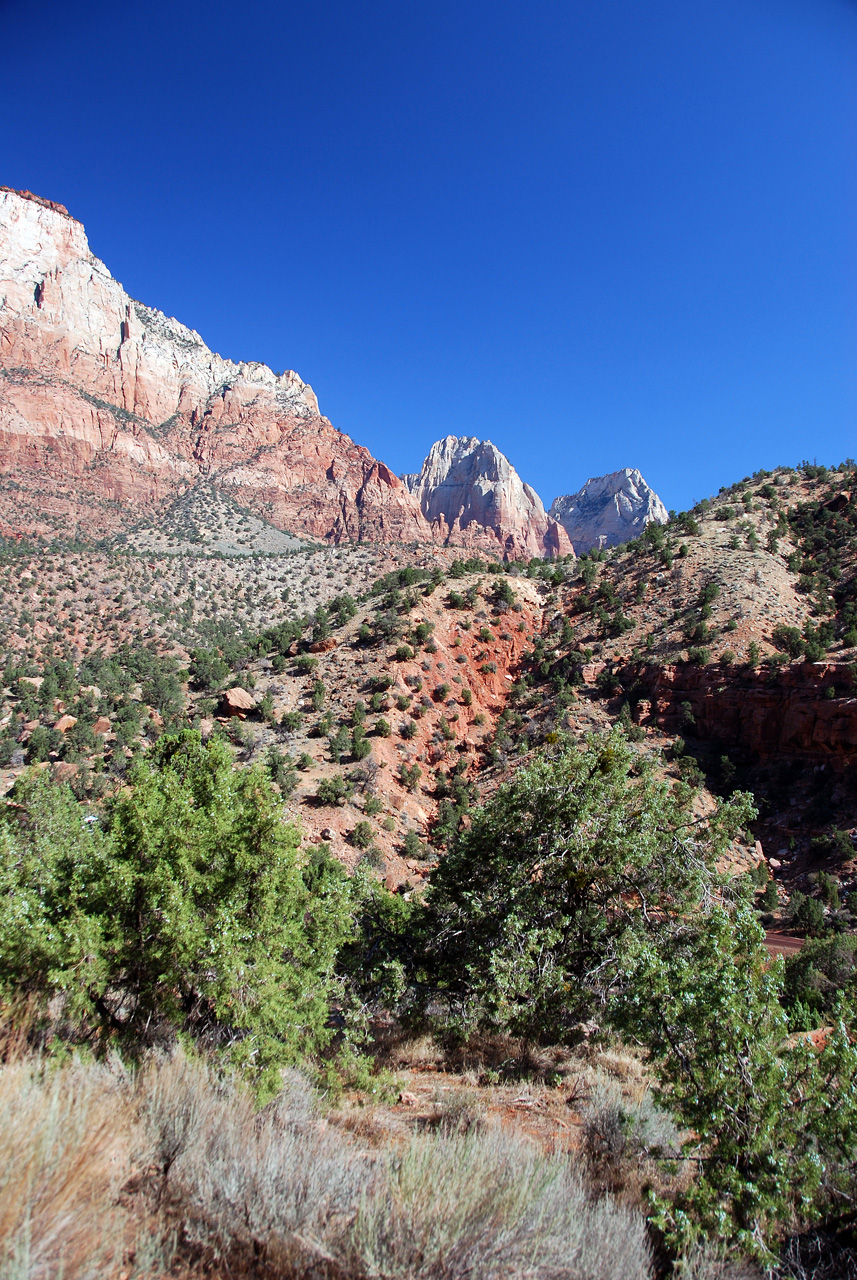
left=0, top=1058, right=144, bottom=1280
left=592, top=1047, right=646, bottom=1083
left=349, top=1125, right=652, bottom=1280
left=419, top=1030, right=586, bottom=1084
left=377, top=1030, right=446, bottom=1071
left=327, top=1099, right=410, bottom=1146
left=582, top=1072, right=683, bottom=1202
left=143, top=1053, right=653, bottom=1278
left=678, top=1241, right=763, bottom=1279
left=425, top=1086, right=485, bottom=1135
left=137, top=1053, right=367, bottom=1273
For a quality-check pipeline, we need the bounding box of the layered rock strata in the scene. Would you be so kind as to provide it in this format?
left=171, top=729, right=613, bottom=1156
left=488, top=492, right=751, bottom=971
left=631, top=660, right=857, bottom=765
left=550, top=467, right=667, bottom=553
left=0, top=188, right=655, bottom=561
left=403, top=435, right=573, bottom=560
left=0, top=188, right=430, bottom=544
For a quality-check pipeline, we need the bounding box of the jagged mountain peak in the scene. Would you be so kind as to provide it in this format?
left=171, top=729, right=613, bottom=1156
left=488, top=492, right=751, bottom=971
left=407, top=433, right=522, bottom=477
left=403, top=435, right=571, bottom=560
left=0, top=187, right=321, bottom=418
left=549, top=467, right=667, bottom=553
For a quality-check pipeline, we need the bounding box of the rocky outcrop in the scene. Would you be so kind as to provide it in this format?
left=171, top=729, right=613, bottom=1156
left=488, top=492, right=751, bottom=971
left=403, top=435, right=573, bottom=561
left=0, top=188, right=431, bottom=545
left=549, top=468, right=667, bottom=553
left=630, top=660, right=857, bottom=765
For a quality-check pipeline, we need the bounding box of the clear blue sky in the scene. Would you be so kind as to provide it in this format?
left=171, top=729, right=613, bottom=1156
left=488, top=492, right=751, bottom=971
left=1, top=0, right=854, bottom=512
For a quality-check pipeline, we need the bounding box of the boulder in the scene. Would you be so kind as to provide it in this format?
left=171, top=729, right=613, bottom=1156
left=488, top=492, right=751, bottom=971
left=221, top=687, right=256, bottom=716
left=823, top=492, right=851, bottom=512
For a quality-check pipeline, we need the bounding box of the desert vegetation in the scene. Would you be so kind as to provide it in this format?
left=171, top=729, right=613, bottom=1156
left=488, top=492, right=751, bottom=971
left=2, top=462, right=857, bottom=1276
left=2, top=724, right=857, bottom=1274
left=0, top=1045, right=655, bottom=1280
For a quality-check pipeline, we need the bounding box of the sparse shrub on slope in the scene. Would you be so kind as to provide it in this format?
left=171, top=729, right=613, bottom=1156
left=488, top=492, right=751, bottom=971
left=189, top=646, right=230, bottom=691
left=785, top=466, right=857, bottom=646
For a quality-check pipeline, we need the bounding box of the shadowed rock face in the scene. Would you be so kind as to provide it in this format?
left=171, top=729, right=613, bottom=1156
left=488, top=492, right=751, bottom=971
left=403, top=435, right=573, bottom=561
left=549, top=468, right=667, bottom=553
left=0, top=188, right=432, bottom=546
left=632, top=660, right=857, bottom=767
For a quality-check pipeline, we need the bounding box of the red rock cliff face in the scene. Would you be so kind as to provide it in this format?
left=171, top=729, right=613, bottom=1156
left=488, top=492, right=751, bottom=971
left=0, top=188, right=434, bottom=544
left=631, top=660, right=857, bottom=764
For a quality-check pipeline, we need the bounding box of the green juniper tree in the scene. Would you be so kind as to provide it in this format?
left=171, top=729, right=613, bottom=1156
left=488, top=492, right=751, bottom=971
left=0, top=732, right=355, bottom=1094
left=414, top=729, right=857, bottom=1257
left=421, top=729, right=751, bottom=1042
left=616, top=905, right=857, bottom=1258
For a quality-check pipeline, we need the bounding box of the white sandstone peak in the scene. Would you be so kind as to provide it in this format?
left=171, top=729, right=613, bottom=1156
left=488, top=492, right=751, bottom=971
left=0, top=187, right=321, bottom=419
left=549, top=467, right=667, bottom=552
left=403, top=435, right=571, bottom=560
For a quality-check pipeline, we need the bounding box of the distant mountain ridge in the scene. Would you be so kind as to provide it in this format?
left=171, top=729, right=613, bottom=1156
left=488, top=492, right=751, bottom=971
left=549, top=468, right=668, bottom=553
left=0, top=188, right=665, bottom=559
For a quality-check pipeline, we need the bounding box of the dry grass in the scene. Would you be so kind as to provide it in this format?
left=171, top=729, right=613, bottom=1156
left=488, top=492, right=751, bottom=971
left=581, top=1070, right=686, bottom=1205
left=0, top=1048, right=656, bottom=1279
left=348, top=1125, right=652, bottom=1280
left=676, top=1244, right=763, bottom=1279
left=375, top=1025, right=592, bottom=1084
left=0, top=1058, right=143, bottom=1279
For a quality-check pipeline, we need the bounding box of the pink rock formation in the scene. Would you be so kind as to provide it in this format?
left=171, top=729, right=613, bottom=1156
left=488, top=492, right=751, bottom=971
left=0, top=188, right=430, bottom=545
left=403, top=436, right=573, bottom=561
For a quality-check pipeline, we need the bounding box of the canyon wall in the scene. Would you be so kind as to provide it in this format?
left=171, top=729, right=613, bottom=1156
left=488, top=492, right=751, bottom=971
left=0, top=188, right=433, bottom=545
left=628, top=660, right=857, bottom=764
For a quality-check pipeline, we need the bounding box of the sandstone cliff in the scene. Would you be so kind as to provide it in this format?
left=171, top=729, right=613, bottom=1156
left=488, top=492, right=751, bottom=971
left=403, top=435, right=573, bottom=561
left=0, top=188, right=431, bottom=545
left=0, top=188, right=661, bottom=562
left=630, top=660, right=857, bottom=766
left=549, top=467, right=667, bottom=552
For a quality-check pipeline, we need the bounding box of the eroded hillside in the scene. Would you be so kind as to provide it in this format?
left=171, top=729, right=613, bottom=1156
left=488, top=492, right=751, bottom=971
left=2, top=460, right=857, bottom=944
